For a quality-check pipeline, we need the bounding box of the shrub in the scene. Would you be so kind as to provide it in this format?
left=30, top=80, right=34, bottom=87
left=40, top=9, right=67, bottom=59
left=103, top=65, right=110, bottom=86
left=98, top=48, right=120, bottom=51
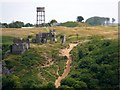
left=69, top=39, right=118, bottom=89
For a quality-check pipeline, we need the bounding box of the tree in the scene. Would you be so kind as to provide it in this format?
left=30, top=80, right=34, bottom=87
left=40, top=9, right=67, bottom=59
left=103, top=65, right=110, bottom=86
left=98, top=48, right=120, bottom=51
left=112, top=18, right=115, bottom=24
left=8, top=21, right=24, bottom=28
left=2, top=75, right=21, bottom=89
left=50, top=19, right=57, bottom=24
left=2, top=23, right=8, bottom=28
left=24, top=23, right=33, bottom=27
left=61, top=78, right=87, bottom=89
left=85, top=16, right=109, bottom=26
left=61, top=78, right=76, bottom=87
left=74, top=81, right=87, bottom=89
left=77, top=16, right=84, bottom=22
left=8, top=23, right=15, bottom=28
left=105, top=17, right=110, bottom=25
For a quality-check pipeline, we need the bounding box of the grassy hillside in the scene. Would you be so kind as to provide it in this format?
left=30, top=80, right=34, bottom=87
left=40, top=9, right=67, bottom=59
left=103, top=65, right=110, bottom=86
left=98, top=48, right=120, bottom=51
left=61, top=22, right=79, bottom=27
left=2, top=26, right=118, bottom=89
left=2, top=40, right=67, bottom=89
left=61, top=22, right=90, bottom=27
left=60, top=38, right=119, bottom=89
left=1, top=36, right=15, bottom=58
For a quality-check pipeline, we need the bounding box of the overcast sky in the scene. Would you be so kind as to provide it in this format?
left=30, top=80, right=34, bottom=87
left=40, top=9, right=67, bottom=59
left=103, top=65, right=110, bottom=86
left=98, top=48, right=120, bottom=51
left=0, top=0, right=119, bottom=24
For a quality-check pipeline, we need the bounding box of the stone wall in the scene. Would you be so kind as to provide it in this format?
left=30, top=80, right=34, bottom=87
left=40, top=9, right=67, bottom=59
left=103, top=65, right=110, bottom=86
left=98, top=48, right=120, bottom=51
left=10, top=38, right=30, bottom=54
left=35, top=29, right=57, bottom=43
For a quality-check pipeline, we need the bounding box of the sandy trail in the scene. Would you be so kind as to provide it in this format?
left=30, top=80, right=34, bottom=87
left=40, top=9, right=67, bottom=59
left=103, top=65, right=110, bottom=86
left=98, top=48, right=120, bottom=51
left=55, top=43, right=78, bottom=88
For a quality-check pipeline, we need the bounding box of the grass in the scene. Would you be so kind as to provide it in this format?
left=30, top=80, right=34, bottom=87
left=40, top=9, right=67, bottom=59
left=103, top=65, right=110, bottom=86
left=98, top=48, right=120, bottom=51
left=61, top=22, right=79, bottom=27
left=2, top=26, right=118, bottom=39
left=40, top=68, right=56, bottom=83
left=1, top=36, right=15, bottom=57
left=2, top=36, right=14, bottom=44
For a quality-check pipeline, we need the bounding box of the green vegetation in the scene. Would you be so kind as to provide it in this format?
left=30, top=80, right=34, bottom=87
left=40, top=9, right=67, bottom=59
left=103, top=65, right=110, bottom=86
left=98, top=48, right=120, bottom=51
left=60, top=38, right=119, bottom=89
left=2, top=36, right=14, bottom=44
left=77, top=16, right=84, bottom=22
left=1, top=21, right=33, bottom=28
left=61, top=21, right=79, bottom=27
left=85, top=16, right=110, bottom=26
left=24, top=23, right=33, bottom=27
left=2, top=36, right=14, bottom=58
left=112, top=18, right=115, bottom=24
left=7, top=21, right=24, bottom=28
left=50, top=19, right=58, bottom=24
left=2, top=25, right=118, bottom=89
left=2, top=39, right=66, bottom=89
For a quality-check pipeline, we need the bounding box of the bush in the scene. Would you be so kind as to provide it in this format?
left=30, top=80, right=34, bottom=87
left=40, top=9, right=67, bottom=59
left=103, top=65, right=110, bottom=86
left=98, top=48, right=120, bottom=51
left=69, top=39, right=118, bottom=89
left=61, top=78, right=87, bottom=89
left=2, top=75, right=22, bottom=89
left=61, top=78, right=76, bottom=87
left=19, top=49, right=45, bottom=67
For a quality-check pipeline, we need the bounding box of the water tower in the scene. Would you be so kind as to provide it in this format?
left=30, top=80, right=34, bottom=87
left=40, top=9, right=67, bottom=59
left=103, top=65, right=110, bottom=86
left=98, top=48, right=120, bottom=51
left=36, top=7, right=45, bottom=27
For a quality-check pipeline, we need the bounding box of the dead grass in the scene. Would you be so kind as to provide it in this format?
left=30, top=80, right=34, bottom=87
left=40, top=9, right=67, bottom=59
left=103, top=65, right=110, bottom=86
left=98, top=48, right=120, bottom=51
left=2, top=28, right=47, bottom=38
left=2, top=26, right=118, bottom=39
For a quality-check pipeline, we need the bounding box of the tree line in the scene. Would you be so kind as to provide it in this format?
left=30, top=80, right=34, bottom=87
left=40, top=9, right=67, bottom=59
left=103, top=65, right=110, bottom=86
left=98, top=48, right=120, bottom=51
left=1, top=16, right=116, bottom=28
left=85, top=16, right=115, bottom=26
left=77, top=16, right=116, bottom=26
left=0, top=21, right=34, bottom=28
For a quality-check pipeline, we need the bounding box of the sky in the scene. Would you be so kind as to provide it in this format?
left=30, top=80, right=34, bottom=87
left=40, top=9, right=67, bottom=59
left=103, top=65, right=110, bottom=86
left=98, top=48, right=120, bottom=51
left=0, top=0, right=119, bottom=24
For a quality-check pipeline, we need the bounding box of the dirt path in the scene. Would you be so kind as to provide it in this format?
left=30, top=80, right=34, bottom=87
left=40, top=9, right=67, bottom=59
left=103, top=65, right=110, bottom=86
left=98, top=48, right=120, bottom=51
left=55, top=43, right=78, bottom=88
